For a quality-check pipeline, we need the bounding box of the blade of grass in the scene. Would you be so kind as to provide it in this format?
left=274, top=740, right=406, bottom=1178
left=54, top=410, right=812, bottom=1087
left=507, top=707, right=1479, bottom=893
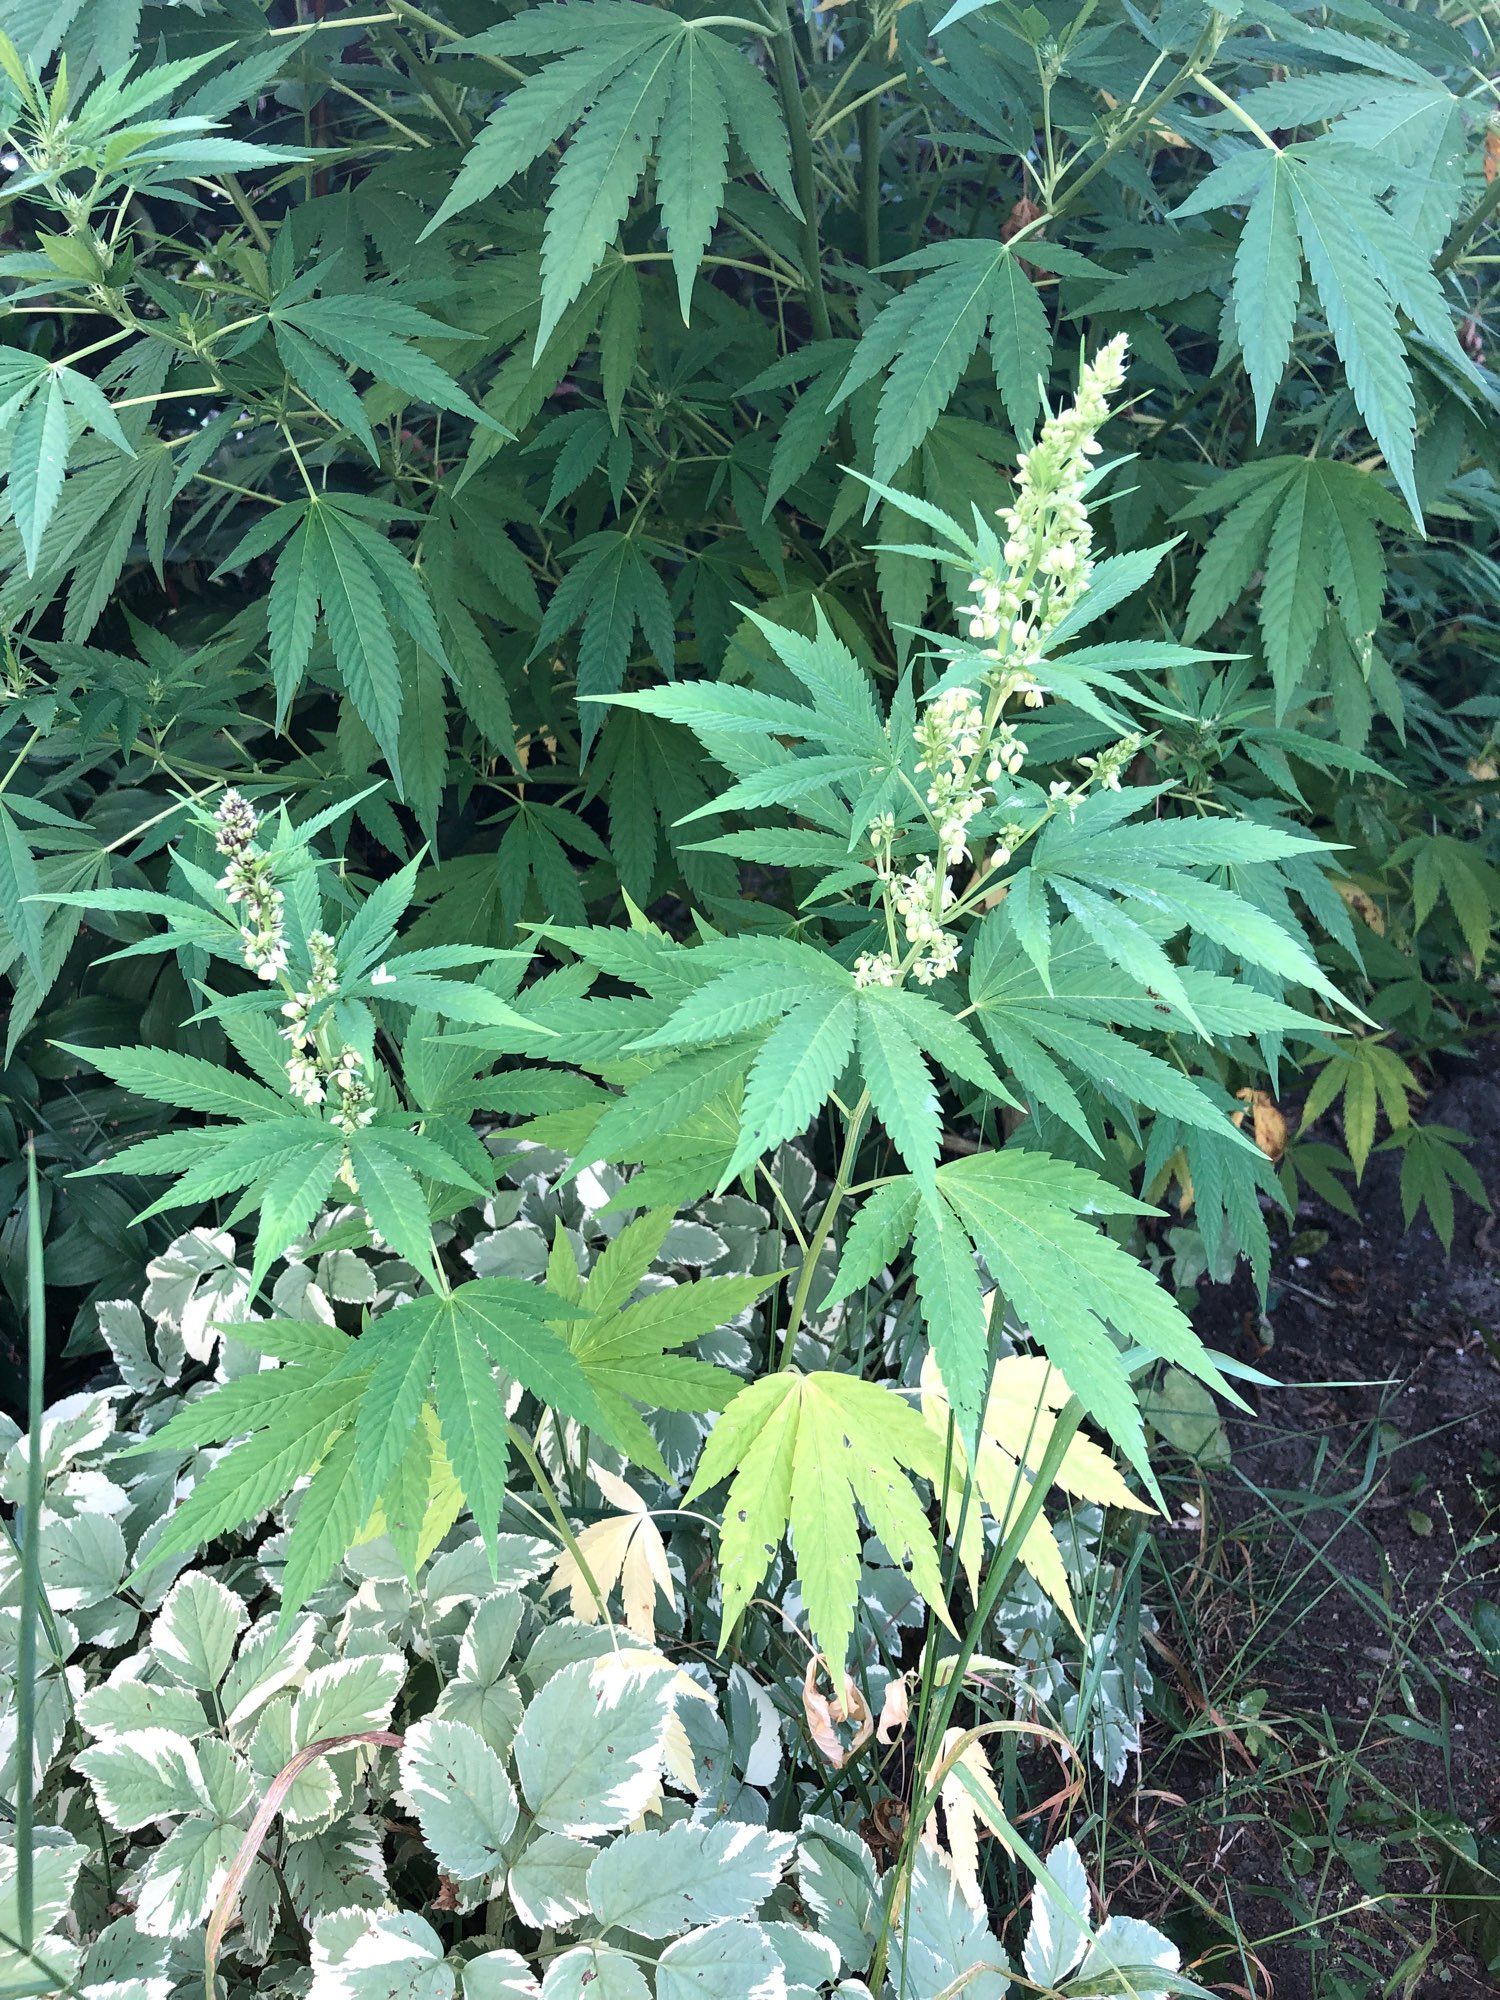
left=15, top=1142, right=46, bottom=1949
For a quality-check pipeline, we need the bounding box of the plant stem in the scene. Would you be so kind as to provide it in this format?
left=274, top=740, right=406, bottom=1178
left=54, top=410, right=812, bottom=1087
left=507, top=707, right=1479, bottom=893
left=869, top=1393, right=1084, bottom=1990
left=506, top=1424, right=611, bottom=1622
left=269, top=10, right=398, bottom=30
left=219, top=175, right=273, bottom=252
left=1436, top=171, right=1500, bottom=273
left=779, top=1089, right=870, bottom=1367
left=386, top=0, right=527, bottom=80
left=16, top=1146, right=47, bottom=1949
left=770, top=0, right=833, bottom=340
left=1192, top=70, right=1280, bottom=152
left=858, top=14, right=882, bottom=271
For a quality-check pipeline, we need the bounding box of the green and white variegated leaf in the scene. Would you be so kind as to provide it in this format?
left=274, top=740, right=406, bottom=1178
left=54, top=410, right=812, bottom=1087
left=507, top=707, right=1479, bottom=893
left=310, top=1908, right=456, bottom=2000
left=765, top=1924, right=840, bottom=1996
left=150, top=1572, right=247, bottom=1689
left=0, top=1831, right=88, bottom=1970
left=76, top=1677, right=208, bottom=1742
left=37, top=1511, right=127, bottom=1612
left=133, top=1814, right=246, bottom=1938
left=538, top=1944, right=647, bottom=2000
left=399, top=1718, right=519, bottom=1883
left=1074, top=1916, right=1182, bottom=2000
left=432, top=1593, right=525, bottom=1754
left=249, top=1697, right=342, bottom=1828
left=1023, top=1837, right=1091, bottom=1987
left=513, top=1658, right=672, bottom=1836
left=462, top=1952, right=541, bottom=2000
left=508, top=1831, right=597, bottom=1931
left=795, top=1818, right=881, bottom=1973
left=106, top=1737, right=257, bottom=1936
left=220, top=1611, right=319, bottom=1734
left=888, top=1847, right=1009, bottom=2000
left=585, top=1821, right=794, bottom=1937
left=291, top=1652, right=405, bottom=1747
left=283, top=1819, right=390, bottom=1930
left=654, top=1920, right=787, bottom=2000
left=141, top=1230, right=250, bottom=1362
left=74, top=1729, right=215, bottom=1829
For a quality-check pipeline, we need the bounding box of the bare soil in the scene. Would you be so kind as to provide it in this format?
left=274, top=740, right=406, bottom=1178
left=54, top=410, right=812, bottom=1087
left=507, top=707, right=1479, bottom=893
left=1146, top=1061, right=1500, bottom=1998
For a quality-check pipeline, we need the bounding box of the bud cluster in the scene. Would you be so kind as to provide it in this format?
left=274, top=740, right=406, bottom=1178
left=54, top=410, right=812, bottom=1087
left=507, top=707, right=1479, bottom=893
left=214, top=789, right=286, bottom=981
left=281, top=929, right=342, bottom=1107
left=916, top=687, right=991, bottom=866
left=1076, top=731, right=1143, bottom=793
left=962, top=332, right=1129, bottom=679
left=870, top=339, right=1131, bottom=992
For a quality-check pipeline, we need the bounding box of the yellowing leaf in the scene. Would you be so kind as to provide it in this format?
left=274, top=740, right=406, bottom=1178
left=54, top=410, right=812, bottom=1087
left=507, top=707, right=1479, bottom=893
left=801, top=1654, right=873, bottom=1770
left=686, top=1369, right=953, bottom=1671
left=920, top=1343, right=1149, bottom=1636
left=547, top=1464, right=675, bottom=1642
left=923, top=1728, right=1006, bottom=1913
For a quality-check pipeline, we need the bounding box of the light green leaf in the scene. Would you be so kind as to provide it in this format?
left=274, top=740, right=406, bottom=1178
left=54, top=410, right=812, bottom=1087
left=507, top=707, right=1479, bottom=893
left=400, top=1718, right=518, bottom=1882
left=514, top=1658, right=672, bottom=1836
left=152, top=1572, right=247, bottom=1690
left=11, top=371, right=68, bottom=573
left=291, top=1652, right=404, bottom=1747
left=586, top=1822, right=793, bottom=1938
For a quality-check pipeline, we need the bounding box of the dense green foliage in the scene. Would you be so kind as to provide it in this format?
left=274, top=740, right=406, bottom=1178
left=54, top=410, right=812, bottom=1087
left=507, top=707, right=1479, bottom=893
left=1, top=0, right=1497, bottom=1991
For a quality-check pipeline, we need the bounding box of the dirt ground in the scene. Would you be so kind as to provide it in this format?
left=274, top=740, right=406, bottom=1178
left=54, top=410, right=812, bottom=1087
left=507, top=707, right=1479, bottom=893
left=1150, top=1062, right=1500, bottom=1998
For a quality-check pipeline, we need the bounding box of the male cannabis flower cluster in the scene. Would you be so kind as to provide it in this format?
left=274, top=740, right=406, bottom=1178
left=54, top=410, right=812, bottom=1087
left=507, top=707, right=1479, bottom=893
left=860, top=338, right=1133, bottom=993
left=963, top=330, right=1129, bottom=681
left=213, top=789, right=376, bottom=1149
left=213, top=789, right=286, bottom=981
left=281, top=929, right=341, bottom=1107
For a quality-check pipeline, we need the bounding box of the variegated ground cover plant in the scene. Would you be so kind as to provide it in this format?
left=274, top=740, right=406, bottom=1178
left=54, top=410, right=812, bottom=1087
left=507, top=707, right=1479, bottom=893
left=3, top=1194, right=1177, bottom=2000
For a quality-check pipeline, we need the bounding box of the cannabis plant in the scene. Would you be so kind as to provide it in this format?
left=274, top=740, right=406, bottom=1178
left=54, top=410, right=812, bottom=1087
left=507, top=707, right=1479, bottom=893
left=23, top=349, right=1339, bottom=1689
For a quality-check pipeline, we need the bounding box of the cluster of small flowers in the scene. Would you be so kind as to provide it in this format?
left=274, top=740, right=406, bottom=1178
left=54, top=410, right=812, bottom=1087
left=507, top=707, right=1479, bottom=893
left=988, top=821, right=1025, bottom=871
left=893, top=858, right=961, bottom=984
left=329, top=1046, right=375, bottom=1136
left=916, top=687, right=992, bottom=866
left=280, top=930, right=341, bottom=1107
left=989, top=722, right=1027, bottom=781
left=213, top=789, right=286, bottom=981
left=853, top=949, right=898, bottom=988
left=1076, top=731, right=1143, bottom=792
left=963, top=333, right=1130, bottom=675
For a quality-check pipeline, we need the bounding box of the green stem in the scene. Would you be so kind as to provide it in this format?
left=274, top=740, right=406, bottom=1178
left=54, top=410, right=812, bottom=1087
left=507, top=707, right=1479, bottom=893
left=778, top=1090, right=870, bottom=1368
left=0, top=728, right=41, bottom=797
left=327, top=74, right=433, bottom=144
left=16, top=1147, right=47, bottom=1949
left=1049, top=34, right=1213, bottom=220
left=1436, top=170, right=1500, bottom=273
left=506, top=1425, right=611, bottom=1623
left=869, top=1393, right=1084, bottom=1990
left=692, top=14, right=777, bottom=34
left=269, top=10, right=397, bottom=30
left=219, top=175, right=273, bottom=252
left=770, top=0, right=833, bottom=340
left=387, top=0, right=527, bottom=79
left=1192, top=70, right=1280, bottom=152
left=858, top=16, right=882, bottom=271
